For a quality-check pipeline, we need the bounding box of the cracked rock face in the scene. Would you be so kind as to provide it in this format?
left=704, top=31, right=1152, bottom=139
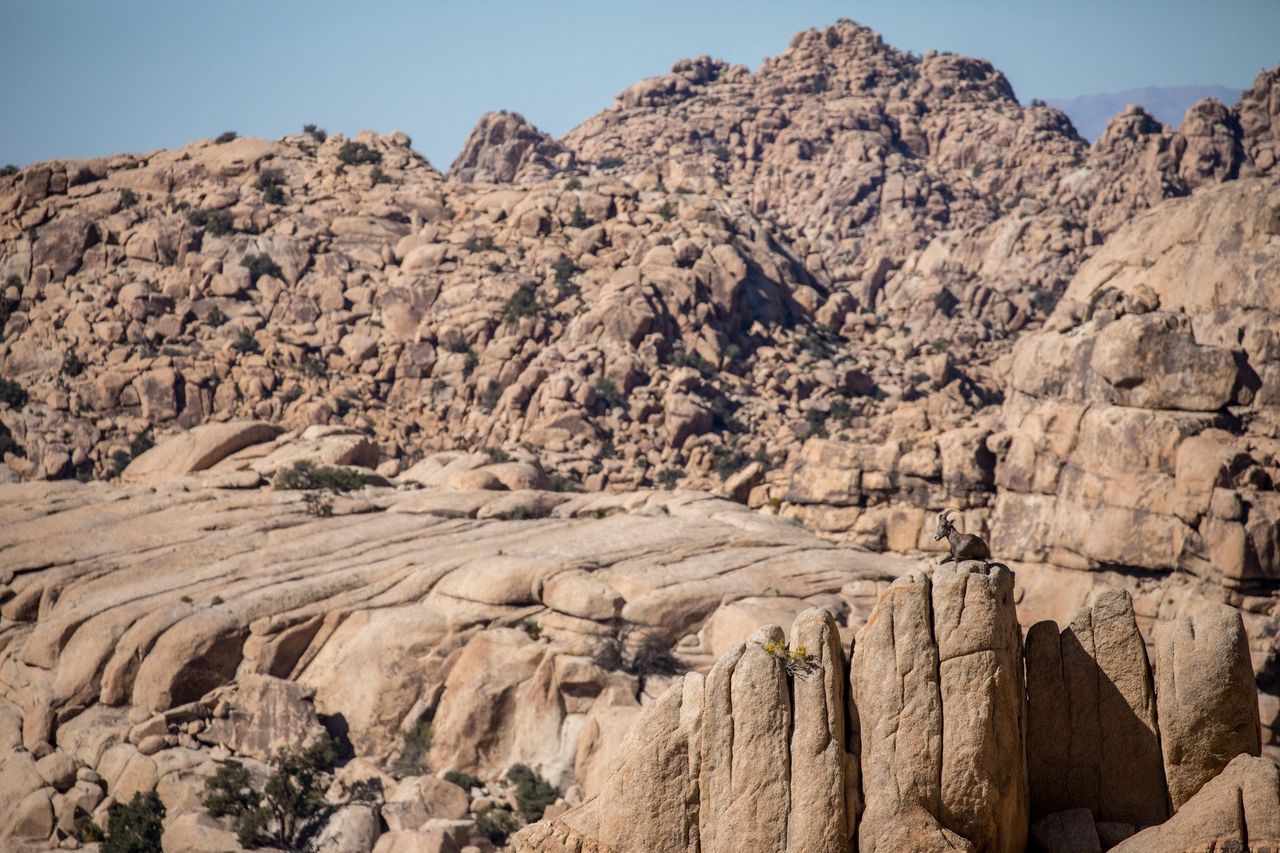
left=516, top=567, right=1271, bottom=853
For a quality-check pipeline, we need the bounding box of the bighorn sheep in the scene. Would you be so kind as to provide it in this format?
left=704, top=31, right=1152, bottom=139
left=934, top=509, right=991, bottom=563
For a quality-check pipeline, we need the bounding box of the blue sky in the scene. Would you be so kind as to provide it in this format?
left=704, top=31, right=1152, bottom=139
left=2, top=1, right=1277, bottom=170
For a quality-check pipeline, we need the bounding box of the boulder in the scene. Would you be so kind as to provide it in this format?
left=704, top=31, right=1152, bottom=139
left=1153, top=604, right=1261, bottom=810
left=1030, top=808, right=1101, bottom=853
left=1109, top=755, right=1280, bottom=852
left=122, top=421, right=282, bottom=483
left=203, top=675, right=328, bottom=762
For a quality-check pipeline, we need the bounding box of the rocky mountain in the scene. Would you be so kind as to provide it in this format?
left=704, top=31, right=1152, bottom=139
left=1, top=15, right=1279, bottom=852
left=1047, top=84, right=1242, bottom=142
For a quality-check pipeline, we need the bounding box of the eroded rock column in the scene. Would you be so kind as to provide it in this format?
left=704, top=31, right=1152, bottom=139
left=1153, top=603, right=1261, bottom=811
left=1026, top=589, right=1169, bottom=828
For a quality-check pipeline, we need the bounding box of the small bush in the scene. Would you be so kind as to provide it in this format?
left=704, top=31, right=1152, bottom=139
left=503, top=283, right=543, bottom=324
left=507, top=764, right=558, bottom=823
left=393, top=722, right=433, bottom=777
left=656, top=467, right=684, bottom=490
left=444, top=770, right=484, bottom=791
left=101, top=791, right=166, bottom=853
left=303, top=492, right=333, bottom=517
left=0, top=421, right=23, bottom=459
left=61, top=348, right=85, bottom=377
left=0, top=164, right=17, bottom=178
left=203, top=736, right=368, bottom=852
left=337, top=141, right=381, bottom=166
left=762, top=639, right=818, bottom=678
left=214, top=131, right=238, bottom=144
left=231, top=326, right=261, bottom=355
left=669, top=349, right=716, bottom=378
left=463, top=235, right=496, bottom=253
left=109, top=430, right=154, bottom=478
left=303, top=124, right=327, bottom=143
left=479, top=387, right=500, bottom=411
left=516, top=619, right=541, bottom=640
left=564, top=176, right=582, bottom=190
left=242, top=253, right=283, bottom=285
left=273, top=460, right=367, bottom=492
left=709, top=446, right=749, bottom=481
left=657, top=200, right=676, bottom=221
left=119, top=188, right=140, bottom=209
left=187, top=208, right=236, bottom=236
left=805, top=408, right=830, bottom=438
left=0, top=378, right=28, bottom=410
left=205, top=305, right=228, bottom=327
left=933, top=287, right=958, bottom=317
left=594, top=624, right=684, bottom=684
left=1029, top=98, right=1047, bottom=107
left=302, top=353, right=327, bottom=378
left=711, top=145, right=730, bottom=162
left=462, top=349, right=479, bottom=378
left=256, top=168, right=287, bottom=205
left=552, top=256, right=581, bottom=298
left=568, top=204, right=589, bottom=228
left=476, top=808, right=520, bottom=844
left=596, top=156, right=625, bottom=170
left=594, top=377, right=626, bottom=411
left=370, top=165, right=392, bottom=185
left=279, top=385, right=303, bottom=405
left=484, top=446, right=512, bottom=463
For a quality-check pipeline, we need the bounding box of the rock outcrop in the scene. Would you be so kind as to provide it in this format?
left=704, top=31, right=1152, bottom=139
left=516, top=569, right=1271, bottom=852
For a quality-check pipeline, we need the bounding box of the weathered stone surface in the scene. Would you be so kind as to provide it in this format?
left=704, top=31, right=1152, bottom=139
left=122, top=420, right=282, bottom=483
left=1026, top=589, right=1169, bottom=827
left=1153, top=604, right=1261, bottom=810
left=1030, top=808, right=1101, bottom=853
left=1109, top=755, right=1280, bottom=852
left=202, top=674, right=328, bottom=762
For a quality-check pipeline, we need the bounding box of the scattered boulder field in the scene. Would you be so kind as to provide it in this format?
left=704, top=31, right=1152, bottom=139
left=1, top=14, right=1279, bottom=853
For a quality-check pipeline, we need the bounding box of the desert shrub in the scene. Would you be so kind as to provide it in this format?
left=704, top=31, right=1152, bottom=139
left=711, top=145, right=730, bottom=162
left=596, top=156, right=625, bottom=170
left=392, top=722, right=433, bottom=777
left=204, top=305, right=228, bottom=327
left=568, top=204, right=589, bottom=228
left=762, top=639, right=818, bottom=678
left=507, top=764, right=558, bottom=823
left=594, top=624, right=683, bottom=682
left=805, top=408, right=830, bottom=438
left=669, top=349, right=716, bottom=378
left=656, top=467, right=684, bottom=490
left=302, top=353, right=327, bottom=378
left=709, top=394, right=745, bottom=433
left=1085, top=286, right=1117, bottom=322
left=709, top=446, right=749, bottom=480
left=232, top=326, right=261, bottom=355
left=256, top=168, right=287, bottom=205
left=303, top=124, right=327, bottom=143
left=119, top=188, right=140, bottom=209
left=564, top=176, right=582, bottom=190
left=204, top=736, right=370, bottom=852
left=552, top=256, right=581, bottom=298
left=337, top=141, right=381, bottom=166
left=462, top=349, right=478, bottom=378
left=479, top=386, right=501, bottom=411
left=188, top=208, right=236, bottom=235
left=516, top=619, right=541, bottom=640
left=594, top=377, right=626, bottom=411
left=369, top=166, right=392, bottom=185
left=444, top=770, right=484, bottom=792
left=242, top=253, right=283, bottom=285
left=503, top=283, right=543, bottom=324
left=0, top=421, right=23, bottom=459
left=1029, top=98, right=1046, bottom=107
left=463, top=235, right=496, bottom=253
left=657, top=200, right=676, bottom=221
left=279, top=385, right=303, bottom=405
left=484, top=446, right=512, bottom=463
left=302, top=492, right=333, bottom=518
left=61, top=348, right=85, bottom=377
left=825, top=27, right=841, bottom=48
left=476, top=808, right=520, bottom=844
left=0, top=378, right=28, bottom=410
left=214, top=131, right=238, bottom=144
left=273, top=460, right=366, bottom=492
left=109, top=430, right=154, bottom=478
left=100, top=791, right=165, bottom=853
left=0, top=164, right=17, bottom=178
left=933, top=287, right=958, bottom=317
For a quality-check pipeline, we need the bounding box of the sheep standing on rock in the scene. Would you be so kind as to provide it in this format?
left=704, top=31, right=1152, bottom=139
left=934, top=509, right=991, bottom=563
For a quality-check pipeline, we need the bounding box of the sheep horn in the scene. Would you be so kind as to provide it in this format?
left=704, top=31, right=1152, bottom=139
left=940, top=509, right=955, bottom=520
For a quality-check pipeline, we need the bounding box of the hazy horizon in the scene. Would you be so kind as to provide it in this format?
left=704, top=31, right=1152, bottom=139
left=2, top=0, right=1277, bottom=170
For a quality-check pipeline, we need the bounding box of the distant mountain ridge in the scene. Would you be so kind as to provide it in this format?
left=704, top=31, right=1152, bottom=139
left=1047, top=84, right=1241, bottom=141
